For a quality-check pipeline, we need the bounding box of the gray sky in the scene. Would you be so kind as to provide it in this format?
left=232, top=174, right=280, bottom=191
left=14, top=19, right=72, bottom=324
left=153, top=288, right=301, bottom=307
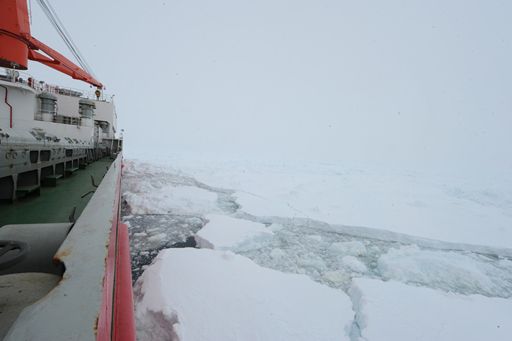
left=28, top=0, right=512, bottom=175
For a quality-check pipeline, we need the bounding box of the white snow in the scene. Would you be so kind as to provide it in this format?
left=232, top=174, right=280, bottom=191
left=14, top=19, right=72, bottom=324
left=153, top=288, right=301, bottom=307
left=135, top=248, right=354, bottom=341
left=195, top=214, right=273, bottom=251
left=231, top=169, right=512, bottom=249
left=306, top=234, right=323, bottom=242
left=123, top=157, right=512, bottom=341
left=269, top=248, right=286, bottom=260
left=378, top=245, right=512, bottom=297
left=323, top=271, right=350, bottom=286
left=125, top=155, right=512, bottom=249
left=147, top=233, right=167, bottom=243
left=122, top=161, right=220, bottom=215
left=350, top=278, right=512, bottom=341
left=329, top=241, right=367, bottom=257
left=341, top=256, right=368, bottom=273
left=124, top=183, right=219, bottom=215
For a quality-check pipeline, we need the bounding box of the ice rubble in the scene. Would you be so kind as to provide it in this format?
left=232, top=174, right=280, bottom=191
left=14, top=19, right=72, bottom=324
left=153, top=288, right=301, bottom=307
left=341, top=256, right=368, bottom=274
left=189, top=211, right=512, bottom=299
left=195, top=214, right=273, bottom=250
left=377, top=245, right=512, bottom=298
left=350, top=278, right=512, bottom=341
left=122, top=161, right=221, bottom=216
left=329, top=241, right=367, bottom=256
left=126, top=156, right=512, bottom=248
left=124, top=184, right=219, bottom=215
left=225, top=220, right=512, bottom=298
left=135, top=248, right=354, bottom=341
left=126, top=214, right=205, bottom=281
left=123, top=158, right=512, bottom=341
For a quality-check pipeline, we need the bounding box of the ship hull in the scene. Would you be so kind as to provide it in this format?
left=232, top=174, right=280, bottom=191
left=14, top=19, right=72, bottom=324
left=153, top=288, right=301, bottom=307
left=1, top=154, right=135, bottom=340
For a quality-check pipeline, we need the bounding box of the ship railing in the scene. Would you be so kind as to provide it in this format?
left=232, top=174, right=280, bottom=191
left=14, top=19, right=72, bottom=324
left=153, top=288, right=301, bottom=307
left=34, top=112, right=83, bottom=127
left=0, top=68, right=113, bottom=102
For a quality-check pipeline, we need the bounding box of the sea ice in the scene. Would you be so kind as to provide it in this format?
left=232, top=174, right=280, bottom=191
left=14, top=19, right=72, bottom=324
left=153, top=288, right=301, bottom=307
left=147, top=233, right=167, bottom=243
left=135, top=156, right=512, bottom=249
left=350, top=278, right=512, bottom=341
left=306, top=234, right=323, bottom=242
left=123, top=157, right=512, bottom=340
left=377, top=245, right=512, bottom=297
left=195, top=214, right=273, bottom=251
left=269, top=248, right=286, bottom=260
left=341, top=255, right=368, bottom=273
left=122, top=161, right=220, bottom=215
left=126, top=214, right=205, bottom=281
left=135, top=248, right=354, bottom=341
left=124, top=184, right=219, bottom=215
left=323, top=270, right=350, bottom=286
left=329, top=241, right=367, bottom=256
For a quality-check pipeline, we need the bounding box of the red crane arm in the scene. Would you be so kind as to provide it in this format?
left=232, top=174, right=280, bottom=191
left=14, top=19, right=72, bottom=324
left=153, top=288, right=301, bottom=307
left=26, top=36, right=103, bottom=88
left=0, top=0, right=103, bottom=89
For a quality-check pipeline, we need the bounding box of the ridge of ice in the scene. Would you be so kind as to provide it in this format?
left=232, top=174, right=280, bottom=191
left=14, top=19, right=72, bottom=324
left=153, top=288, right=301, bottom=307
left=378, top=245, right=512, bottom=297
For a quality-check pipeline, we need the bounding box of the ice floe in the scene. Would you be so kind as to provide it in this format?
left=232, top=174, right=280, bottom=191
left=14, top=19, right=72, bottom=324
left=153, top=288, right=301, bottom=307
left=126, top=156, right=512, bottom=248
left=350, top=278, right=512, bottom=341
left=123, top=161, right=221, bottom=215
left=135, top=248, right=354, bottom=341
left=124, top=184, right=219, bottom=215
left=195, top=214, right=273, bottom=251
left=378, top=245, right=512, bottom=298
left=123, top=157, right=512, bottom=341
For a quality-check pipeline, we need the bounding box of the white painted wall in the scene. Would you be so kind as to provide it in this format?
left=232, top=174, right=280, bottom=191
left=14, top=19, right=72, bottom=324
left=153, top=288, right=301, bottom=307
left=0, top=86, right=10, bottom=129
left=55, top=93, right=80, bottom=118
left=94, top=100, right=116, bottom=138
left=0, top=80, right=116, bottom=145
left=0, top=81, right=38, bottom=132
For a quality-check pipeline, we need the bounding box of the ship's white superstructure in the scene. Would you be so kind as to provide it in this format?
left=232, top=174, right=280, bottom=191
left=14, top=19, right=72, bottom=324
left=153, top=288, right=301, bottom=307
left=0, top=68, right=122, bottom=202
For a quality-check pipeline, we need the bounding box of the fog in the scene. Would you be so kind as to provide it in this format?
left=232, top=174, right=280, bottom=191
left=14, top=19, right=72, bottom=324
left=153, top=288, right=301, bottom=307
left=28, top=0, right=512, bottom=176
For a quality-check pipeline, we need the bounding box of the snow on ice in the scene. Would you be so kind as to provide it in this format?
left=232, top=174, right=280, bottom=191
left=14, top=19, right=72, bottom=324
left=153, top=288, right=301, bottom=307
left=124, top=183, right=219, bottom=215
left=122, top=161, right=221, bottom=216
left=329, top=241, right=367, bottom=257
left=126, top=155, right=512, bottom=249
left=350, top=278, right=512, bottom=341
left=377, top=245, right=512, bottom=298
left=135, top=248, right=354, bottom=341
left=123, top=157, right=512, bottom=341
left=341, top=256, right=368, bottom=274
left=195, top=214, right=273, bottom=251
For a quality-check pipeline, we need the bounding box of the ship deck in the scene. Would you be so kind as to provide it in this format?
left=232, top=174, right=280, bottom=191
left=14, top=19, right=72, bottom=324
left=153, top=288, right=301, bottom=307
left=0, top=158, right=113, bottom=227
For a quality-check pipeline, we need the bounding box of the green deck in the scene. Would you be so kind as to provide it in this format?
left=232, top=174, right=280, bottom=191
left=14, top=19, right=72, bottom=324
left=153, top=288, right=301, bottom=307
left=0, top=159, right=113, bottom=227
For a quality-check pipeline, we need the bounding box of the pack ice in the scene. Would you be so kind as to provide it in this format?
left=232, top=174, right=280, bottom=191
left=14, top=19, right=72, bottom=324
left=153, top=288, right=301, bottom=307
left=195, top=214, right=273, bottom=250
left=350, top=278, right=512, bottom=341
left=123, top=157, right=512, bottom=341
left=135, top=248, right=354, bottom=341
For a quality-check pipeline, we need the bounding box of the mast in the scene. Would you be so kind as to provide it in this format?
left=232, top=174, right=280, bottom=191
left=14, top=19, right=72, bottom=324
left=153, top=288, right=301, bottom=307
left=0, top=0, right=103, bottom=88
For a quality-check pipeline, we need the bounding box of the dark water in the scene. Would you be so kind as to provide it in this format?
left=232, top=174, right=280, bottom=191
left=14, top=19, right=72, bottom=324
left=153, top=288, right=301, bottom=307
left=122, top=199, right=205, bottom=282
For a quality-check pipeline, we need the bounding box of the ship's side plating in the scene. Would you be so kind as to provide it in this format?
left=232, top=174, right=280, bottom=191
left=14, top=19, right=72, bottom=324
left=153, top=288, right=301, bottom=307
left=3, top=155, right=136, bottom=340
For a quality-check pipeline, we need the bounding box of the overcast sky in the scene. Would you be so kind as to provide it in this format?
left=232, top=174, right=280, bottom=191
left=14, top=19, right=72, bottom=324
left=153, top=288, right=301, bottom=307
left=27, top=0, right=511, bottom=176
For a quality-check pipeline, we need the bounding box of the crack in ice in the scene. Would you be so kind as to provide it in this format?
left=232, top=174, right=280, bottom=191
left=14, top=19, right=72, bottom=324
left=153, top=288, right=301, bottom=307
left=122, top=161, right=512, bottom=340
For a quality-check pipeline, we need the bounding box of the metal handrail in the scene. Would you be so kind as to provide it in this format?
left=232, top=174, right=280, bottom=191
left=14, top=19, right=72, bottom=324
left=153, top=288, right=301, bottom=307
left=0, top=68, right=113, bottom=102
